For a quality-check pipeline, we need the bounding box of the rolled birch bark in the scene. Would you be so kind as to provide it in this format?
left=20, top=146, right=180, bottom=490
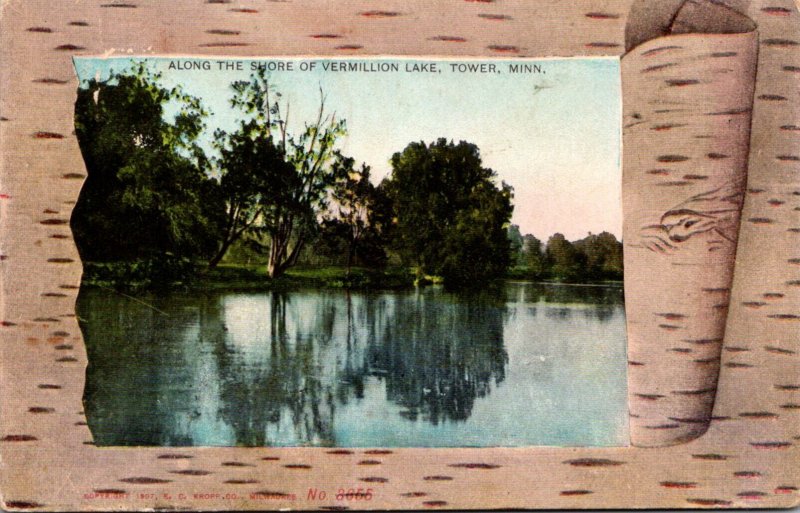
left=622, top=0, right=758, bottom=447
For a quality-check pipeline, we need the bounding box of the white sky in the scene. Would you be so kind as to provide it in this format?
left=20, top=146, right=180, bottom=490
left=74, top=57, right=622, bottom=241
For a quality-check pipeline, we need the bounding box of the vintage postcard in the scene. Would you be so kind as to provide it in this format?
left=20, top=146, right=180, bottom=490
left=1, top=0, right=799, bottom=511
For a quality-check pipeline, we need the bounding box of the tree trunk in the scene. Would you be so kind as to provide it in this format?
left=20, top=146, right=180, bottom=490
left=208, top=238, right=234, bottom=269
left=267, top=254, right=280, bottom=279
left=208, top=203, right=258, bottom=270
left=345, top=241, right=354, bottom=280
left=267, top=234, right=305, bottom=279
left=267, top=229, right=285, bottom=278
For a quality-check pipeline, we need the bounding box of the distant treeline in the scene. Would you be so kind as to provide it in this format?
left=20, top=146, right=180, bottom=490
left=253, top=227, right=624, bottom=284
left=506, top=228, right=623, bottom=283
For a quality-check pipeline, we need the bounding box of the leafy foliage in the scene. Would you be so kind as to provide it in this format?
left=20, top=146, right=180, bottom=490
left=72, top=63, right=222, bottom=263
left=511, top=231, right=623, bottom=283
left=209, top=119, right=295, bottom=268
left=217, top=69, right=348, bottom=278
left=82, top=257, right=196, bottom=292
left=507, top=225, right=524, bottom=266
left=522, top=234, right=546, bottom=278
left=383, top=139, right=514, bottom=288
left=574, top=231, right=624, bottom=281
left=322, top=159, right=390, bottom=274
left=545, top=233, right=586, bottom=283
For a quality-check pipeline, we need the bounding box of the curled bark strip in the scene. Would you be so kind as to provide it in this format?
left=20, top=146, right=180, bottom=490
left=661, top=481, right=698, bottom=489
left=586, top=12, right=621, bottom=19
left=477, top=14, right=512, bottom=21
left=252, top=491, right=293, bottom=499
left=750, top=441, right=793, bottom=449
left=686, top=498, right=732, bottom=506
left=691, top=453, right=731, bottom=460
left=359, top=10, right=402, bottom=18
left=359, top=477, right=389, bottom=483
left=33, top=132, right=64, bottom=139
left=623, top=2, right=758, bottom=446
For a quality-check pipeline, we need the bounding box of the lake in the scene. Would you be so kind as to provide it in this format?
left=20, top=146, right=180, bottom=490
left=78, top=281, right=629, bottom=447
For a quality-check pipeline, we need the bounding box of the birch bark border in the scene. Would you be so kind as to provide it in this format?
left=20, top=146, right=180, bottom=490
left=1, top=0, right=799, bottom=510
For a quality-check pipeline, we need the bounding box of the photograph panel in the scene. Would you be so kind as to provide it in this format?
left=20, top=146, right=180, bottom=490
left=71, top=56, right=626, bottom=448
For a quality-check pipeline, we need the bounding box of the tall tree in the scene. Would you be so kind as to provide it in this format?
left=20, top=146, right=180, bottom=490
left=72, top=63, right=221, bottom=263
left=222, top=70, right=347, bottom=278
left=522, top=234, right=545, bottom=278
left=574, top=231, right=624, bottom=281
left=208, top=122, right=294, bottom=268
left=383, top=139, right=514, bottom=287
left=327, top=158, right=379, bottom=277
left=545, top=233, right=585, bottom=282
left=314, top=162, right=390, bottom=271
left=507, top=225, right=524, bottom=266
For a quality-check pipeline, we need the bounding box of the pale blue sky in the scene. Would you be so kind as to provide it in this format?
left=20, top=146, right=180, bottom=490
left=74, top=57, right=621, bottom=240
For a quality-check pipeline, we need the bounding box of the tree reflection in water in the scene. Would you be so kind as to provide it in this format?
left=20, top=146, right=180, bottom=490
left=217, top=289, right=508, bottom=444
left=365, top=290, right=508, bottom=424
left=213, top=292, right=337, bottom=447
left=79, top=282, right=624, bottom=447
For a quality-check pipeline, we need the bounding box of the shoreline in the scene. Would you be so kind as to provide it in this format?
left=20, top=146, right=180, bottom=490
left=78, top=263, right=625, bottom=294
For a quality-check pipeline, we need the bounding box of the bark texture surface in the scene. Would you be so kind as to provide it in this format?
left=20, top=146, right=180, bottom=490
left=622, top=0, right=759, bottom=447
left=0, top=0, right=799, bottom=510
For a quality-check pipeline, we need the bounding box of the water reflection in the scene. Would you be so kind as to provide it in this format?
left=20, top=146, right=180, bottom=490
left=507, top=281, right=623, bottom=306
left=79, top=282, right=627, bottom=447
left=365, top=291, right=508, bottom=425
left=214, top=293, right=338, bottom=447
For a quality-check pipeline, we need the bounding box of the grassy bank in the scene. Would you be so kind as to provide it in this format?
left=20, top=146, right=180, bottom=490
left=202, top=265, right=415, bottom=291
left=81, top=261, right=416, bottom=293
left=81, top=260, right=622, bottom=294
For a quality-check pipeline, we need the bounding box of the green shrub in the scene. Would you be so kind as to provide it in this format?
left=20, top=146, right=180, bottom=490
left=82, top=256, right=196, bottom=291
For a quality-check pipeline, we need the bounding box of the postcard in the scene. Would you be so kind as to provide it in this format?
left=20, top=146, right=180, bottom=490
left=0, top=0, right=798, bottom=511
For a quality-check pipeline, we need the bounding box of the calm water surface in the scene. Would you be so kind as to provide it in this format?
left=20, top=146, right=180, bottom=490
left=78, top=282, right=628, bottom=447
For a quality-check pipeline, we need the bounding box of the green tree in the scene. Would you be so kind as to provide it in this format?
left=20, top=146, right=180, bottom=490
left=222, top=70, right=347, bottom=278
left=507, top=225, right=524, bottom=266
left=314, top=163, right=390, bottom=271
left=545, top=233, right=585, bottom=282
left=440, top=181, right=514, bottom=288
left=383, top=139, right=514, bottom=288
left=522, top=234, right=545, bottom=278
left=72, top=63, right=221, bottom=264
left=328, top=158, right=380, bottom=277
left=574, top=231, right=624, bottom=281
left=208, top=121, right=294, bottom=268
